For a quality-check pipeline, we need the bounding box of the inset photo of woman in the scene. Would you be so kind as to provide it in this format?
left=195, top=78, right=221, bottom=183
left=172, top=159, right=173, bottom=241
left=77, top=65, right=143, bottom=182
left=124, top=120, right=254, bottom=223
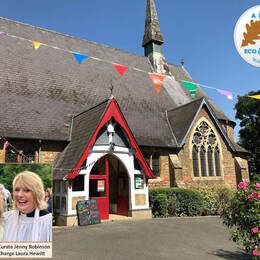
left=0, top=164, right=52, bottom=242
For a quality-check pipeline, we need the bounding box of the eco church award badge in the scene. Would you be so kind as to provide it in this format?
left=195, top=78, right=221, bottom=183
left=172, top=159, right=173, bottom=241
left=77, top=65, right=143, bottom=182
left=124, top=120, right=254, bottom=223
left=234, top=5, right=260, bottom=67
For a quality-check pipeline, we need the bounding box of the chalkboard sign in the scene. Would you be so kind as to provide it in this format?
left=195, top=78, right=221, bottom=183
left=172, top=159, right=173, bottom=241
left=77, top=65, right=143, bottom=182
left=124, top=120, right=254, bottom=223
left=76, top=200, right=101, bottom=226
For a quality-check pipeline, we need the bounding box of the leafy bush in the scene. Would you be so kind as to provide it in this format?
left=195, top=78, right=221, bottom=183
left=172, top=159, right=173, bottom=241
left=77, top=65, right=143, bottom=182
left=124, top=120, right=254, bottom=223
left=194, top=185, right=234, bottom=215
left=151, top=193, right=168, bottom=218
left=222, top=181, right=260, bottom=259
left=149, top=188, right=203, bottom=217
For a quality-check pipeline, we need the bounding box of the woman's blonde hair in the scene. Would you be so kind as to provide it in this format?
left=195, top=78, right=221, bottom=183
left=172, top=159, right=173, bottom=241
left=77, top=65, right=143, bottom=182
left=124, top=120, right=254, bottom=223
left=13, top=171, right=47, bottom=210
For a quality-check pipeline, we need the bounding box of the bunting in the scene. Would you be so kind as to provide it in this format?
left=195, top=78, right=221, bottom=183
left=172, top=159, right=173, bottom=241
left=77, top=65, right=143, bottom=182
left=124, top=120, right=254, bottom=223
left=3, top=141, right=10, bottom=150
left=71, top=52, right=89, bottom=64
left=32, top=41, right=44, bottom=50
left=149, top=73, right=165, bottom=93
left=249, top=95, right=260, bottom=100
left=181, top=81, right=197, bottom=99
left=113, top=63, right=128, bottom=76
left=216, top=89, right=233, bottom=100
left=0, top=31, right=257, bottom=101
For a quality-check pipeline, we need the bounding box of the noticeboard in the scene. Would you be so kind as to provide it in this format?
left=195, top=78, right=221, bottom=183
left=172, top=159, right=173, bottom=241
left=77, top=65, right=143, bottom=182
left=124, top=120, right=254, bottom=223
left=76, top=200, right=101, bottom=226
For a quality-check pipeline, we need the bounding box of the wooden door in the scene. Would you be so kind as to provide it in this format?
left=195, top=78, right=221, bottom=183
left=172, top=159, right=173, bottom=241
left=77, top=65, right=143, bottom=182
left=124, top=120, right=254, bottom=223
left=89, top=157, right=109, bottom=220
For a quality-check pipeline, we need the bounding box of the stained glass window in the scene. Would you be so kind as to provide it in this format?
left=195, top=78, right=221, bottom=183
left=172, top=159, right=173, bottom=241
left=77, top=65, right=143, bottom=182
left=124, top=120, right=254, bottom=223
left=192, top=121, right=221, bottom=177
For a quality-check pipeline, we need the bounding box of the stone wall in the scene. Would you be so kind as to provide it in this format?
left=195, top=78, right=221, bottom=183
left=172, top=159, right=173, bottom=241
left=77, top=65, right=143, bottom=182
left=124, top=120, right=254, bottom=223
left=147, top=107, right=249, bottom=190
left=176, top=108, right=239, bottom=189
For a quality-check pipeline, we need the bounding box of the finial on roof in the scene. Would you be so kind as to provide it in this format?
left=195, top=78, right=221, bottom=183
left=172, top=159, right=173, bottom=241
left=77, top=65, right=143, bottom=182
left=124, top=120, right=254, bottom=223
left=181, top=58, right=184, bottom=66
left=142, top=0, right=164, bottom=47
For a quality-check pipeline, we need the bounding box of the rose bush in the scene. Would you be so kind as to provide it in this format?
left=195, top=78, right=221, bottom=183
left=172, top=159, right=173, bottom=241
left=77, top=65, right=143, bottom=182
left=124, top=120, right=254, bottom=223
left=222, top=181, right=260, bottom=259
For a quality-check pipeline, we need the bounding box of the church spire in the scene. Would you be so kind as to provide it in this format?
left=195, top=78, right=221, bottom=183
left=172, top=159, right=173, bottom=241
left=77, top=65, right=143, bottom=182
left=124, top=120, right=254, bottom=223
left=142, top=0, right=170, bottom=75
left=142, top=0, right=164, bottom=48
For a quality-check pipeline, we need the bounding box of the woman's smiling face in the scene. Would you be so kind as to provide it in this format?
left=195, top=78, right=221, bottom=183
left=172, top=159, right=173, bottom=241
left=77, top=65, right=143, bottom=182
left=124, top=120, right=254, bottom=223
left=13, top=181, right=36, bottom=214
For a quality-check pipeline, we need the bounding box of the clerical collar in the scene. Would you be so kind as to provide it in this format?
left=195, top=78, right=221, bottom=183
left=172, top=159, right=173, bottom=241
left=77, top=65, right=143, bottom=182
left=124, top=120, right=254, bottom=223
left=19, top=209, right=50, bottom=217
left=19, top=209, right=35, bottom=217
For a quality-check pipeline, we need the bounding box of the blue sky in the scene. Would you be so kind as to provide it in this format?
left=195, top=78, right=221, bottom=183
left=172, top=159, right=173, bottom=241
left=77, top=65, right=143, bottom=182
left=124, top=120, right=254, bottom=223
left=1, top=0, right=259, bottom=140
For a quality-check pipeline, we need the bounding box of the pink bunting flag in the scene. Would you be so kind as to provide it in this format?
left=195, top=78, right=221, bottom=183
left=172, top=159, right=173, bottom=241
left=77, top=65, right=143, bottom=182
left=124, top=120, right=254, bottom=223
left=3, top=141, right=10, bottom=150
left=217, top=89, right=233, bottom=100
left=149, top=73, right=165, bottom=93
left=113, top=63, right=128, bottom=76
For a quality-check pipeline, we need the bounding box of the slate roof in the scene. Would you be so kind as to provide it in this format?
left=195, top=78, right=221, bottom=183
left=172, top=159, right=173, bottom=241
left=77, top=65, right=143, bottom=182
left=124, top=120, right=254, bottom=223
left=0, top=17, right=232, bottom=148
left=166, top=98, right=203, bottom=146
left=54, top=99, right=109, bottom=180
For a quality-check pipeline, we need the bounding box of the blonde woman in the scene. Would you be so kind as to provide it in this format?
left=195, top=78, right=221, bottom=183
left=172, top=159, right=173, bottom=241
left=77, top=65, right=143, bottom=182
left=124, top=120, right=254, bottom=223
left=3, top=171, right=52, bottom=242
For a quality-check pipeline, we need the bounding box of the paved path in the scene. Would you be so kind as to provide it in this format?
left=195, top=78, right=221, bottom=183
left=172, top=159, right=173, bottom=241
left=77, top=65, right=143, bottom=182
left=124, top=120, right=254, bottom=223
left=52, top=217, right=250, bottom=260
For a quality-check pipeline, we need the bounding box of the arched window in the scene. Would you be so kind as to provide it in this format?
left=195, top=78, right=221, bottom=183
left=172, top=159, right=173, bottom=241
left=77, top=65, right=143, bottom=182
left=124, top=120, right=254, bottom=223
left=192, top=146, right=199, bottom=177
left=192, top=121, right=221, bottom=177
left=214, top=147, right=221, bottom=176
left=207, top=147, right=214, bottom=176
left=152, top=153, right=160, bottom=178
left=200, top=146, right=207, bottom=177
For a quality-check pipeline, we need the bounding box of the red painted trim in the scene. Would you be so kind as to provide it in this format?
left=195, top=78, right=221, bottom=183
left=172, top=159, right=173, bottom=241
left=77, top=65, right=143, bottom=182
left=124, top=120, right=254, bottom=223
left=67, top=98, right=155, bottom=179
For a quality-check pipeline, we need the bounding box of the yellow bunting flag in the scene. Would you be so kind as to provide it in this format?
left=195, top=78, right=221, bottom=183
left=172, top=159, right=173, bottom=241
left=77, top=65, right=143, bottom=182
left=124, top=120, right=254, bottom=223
left=32, top=41, right=44, bottom=50
left=149, top=73, right=165, bottom=93
left=249, top=95, right=260, bottom=100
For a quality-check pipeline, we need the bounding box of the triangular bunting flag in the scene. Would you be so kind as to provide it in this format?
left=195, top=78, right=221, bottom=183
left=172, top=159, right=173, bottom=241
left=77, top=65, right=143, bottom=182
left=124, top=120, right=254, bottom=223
left=216, top=89, right=233, bottom=100
left=3, top=141, right=10, bottom=150
left=113, top=63, right=128, bottom=76
left=149, top=73, right=165, bottom=93
left=32, top=41, right=44, bottom=50
left=249, top=95, right=260, bottom=100
left=71, top=52, right=89, bottom=64
left=181, top=81, right=197, bottom=99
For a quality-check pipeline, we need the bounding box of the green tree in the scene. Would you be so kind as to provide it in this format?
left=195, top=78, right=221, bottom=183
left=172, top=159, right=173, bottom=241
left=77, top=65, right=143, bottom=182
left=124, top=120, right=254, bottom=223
left=0, top=164, right=52, bottom=192
left=235, top=91, right=260, bottom=179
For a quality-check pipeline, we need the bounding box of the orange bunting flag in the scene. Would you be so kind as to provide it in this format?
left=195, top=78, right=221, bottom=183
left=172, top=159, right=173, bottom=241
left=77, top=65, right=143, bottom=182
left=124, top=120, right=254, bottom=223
left=113, top=63, right=128, bottom=76
left=32, top=41, right=44, bottom=50
left=149, top=73, right=165, bottom=93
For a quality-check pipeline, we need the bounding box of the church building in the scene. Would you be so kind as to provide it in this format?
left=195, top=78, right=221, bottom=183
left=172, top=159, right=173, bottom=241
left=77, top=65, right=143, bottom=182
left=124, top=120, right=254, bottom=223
left=0, top=0, right=249, bottom=225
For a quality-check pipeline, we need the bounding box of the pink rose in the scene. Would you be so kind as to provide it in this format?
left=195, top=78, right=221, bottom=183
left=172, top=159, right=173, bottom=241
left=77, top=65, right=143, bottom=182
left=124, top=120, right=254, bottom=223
left=247, top=194, right=253, bottom=199
left=252, top=190, right=257, bottom=197
left=256, top=183, right=260, bottom=188
left=251, top=227, right=259, bottom=234
left=252, top=249, right=259, bottom=257
left=257, top=193, right=260, bottom=199
left=238, top=181, right=248, bottom=189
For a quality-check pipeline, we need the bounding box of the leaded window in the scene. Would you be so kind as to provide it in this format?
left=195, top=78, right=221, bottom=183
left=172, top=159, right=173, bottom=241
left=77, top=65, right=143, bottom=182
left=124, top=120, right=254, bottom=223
left=152, top=154, right=160, bottom=178
left=192, top=121, right=221, bottom=177
left=192, top=146, right=199, bottom=177
left=200, top=146, right=207, bottom=177
left=214, top=147, right=221, bottom=176
left=207, top=147, right=214, bottom=176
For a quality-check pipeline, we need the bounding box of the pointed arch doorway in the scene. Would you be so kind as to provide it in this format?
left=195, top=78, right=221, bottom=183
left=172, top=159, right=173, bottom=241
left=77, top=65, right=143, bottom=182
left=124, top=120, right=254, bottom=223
left=89, top=155, right=129, bottom=220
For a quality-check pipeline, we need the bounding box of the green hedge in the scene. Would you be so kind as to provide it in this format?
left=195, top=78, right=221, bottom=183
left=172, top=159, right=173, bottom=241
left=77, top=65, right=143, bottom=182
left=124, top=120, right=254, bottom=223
left=193, top=185, right=234, bottom=216
left=149, top=188, right=204, bottom=217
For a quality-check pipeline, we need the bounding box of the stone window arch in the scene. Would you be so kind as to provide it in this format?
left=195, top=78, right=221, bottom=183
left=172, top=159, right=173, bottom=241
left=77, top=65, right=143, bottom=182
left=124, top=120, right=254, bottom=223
left=192, top=121, right=221, bottom=177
